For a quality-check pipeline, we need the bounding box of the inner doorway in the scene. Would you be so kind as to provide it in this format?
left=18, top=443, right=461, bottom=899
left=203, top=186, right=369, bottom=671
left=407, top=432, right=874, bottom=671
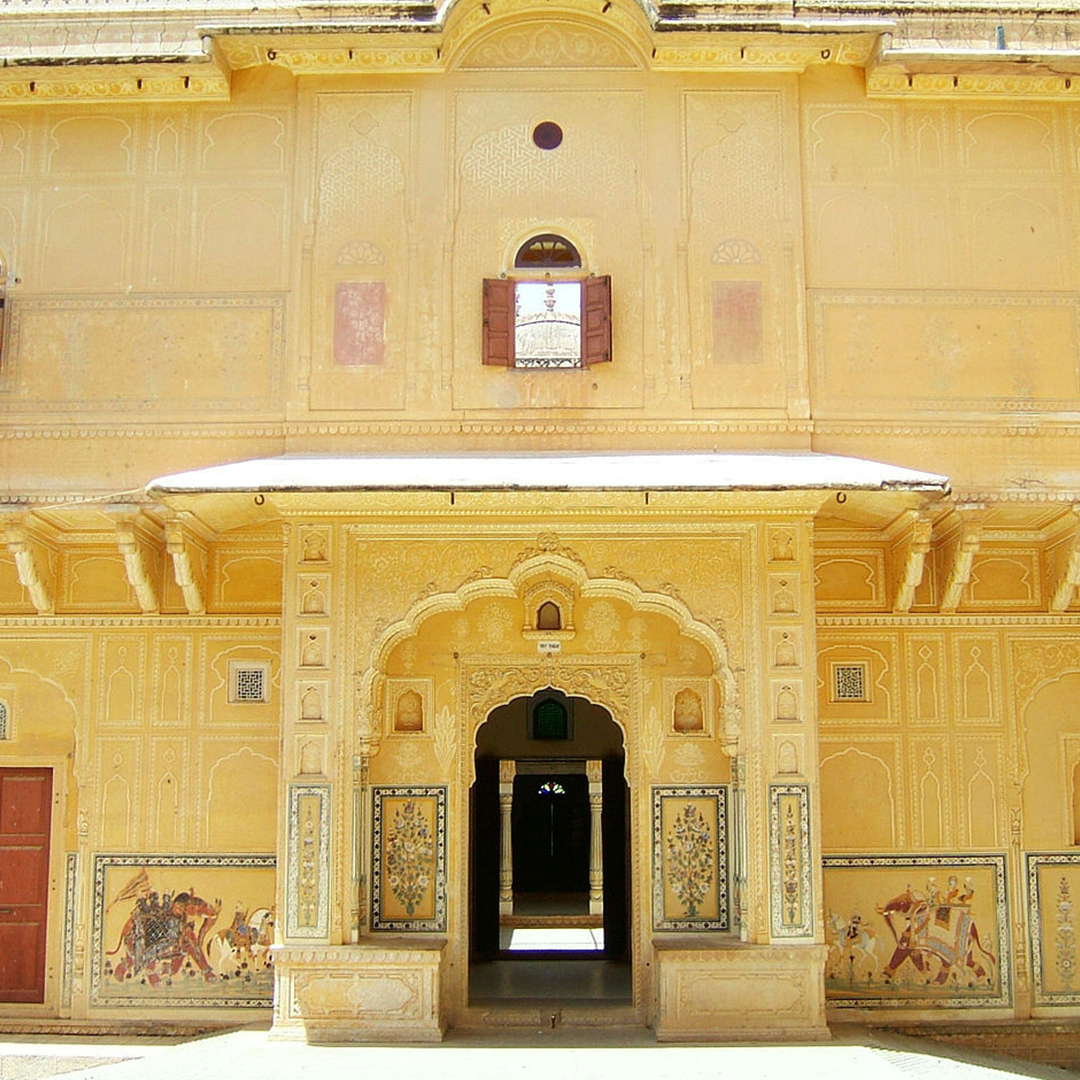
left=512, top=770, right=590, bottom=931
left=469, top=691, right=631, bottom=1004
left=0, top=767, right=53, bottom=1004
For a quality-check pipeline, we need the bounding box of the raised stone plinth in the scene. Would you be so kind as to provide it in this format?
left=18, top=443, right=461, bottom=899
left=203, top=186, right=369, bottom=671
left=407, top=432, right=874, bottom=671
left=270, top=940, right=445, bottom=1043
left=652, top=937, right=828, bottom=1042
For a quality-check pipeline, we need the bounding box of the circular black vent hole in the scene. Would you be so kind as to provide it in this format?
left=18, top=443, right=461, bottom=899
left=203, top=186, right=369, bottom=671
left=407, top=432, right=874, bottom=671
left=532, top=121, right=563, bottom=150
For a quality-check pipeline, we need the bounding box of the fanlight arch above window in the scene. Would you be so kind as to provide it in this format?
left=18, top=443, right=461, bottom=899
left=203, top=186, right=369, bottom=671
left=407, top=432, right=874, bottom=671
left=514, top=233, right=581, bottom=270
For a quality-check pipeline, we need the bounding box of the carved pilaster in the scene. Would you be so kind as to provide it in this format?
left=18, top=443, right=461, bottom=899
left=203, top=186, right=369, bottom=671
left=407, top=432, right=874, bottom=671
left=587, top=759, right=603, bottom=916
left=498, top=759, right=515, bottom=917
left=354, top=752, right=369, bottom=940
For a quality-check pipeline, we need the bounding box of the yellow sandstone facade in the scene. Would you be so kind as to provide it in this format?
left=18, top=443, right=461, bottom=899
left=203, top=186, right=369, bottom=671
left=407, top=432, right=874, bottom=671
left=0, top=0, right=1079, bottom=1042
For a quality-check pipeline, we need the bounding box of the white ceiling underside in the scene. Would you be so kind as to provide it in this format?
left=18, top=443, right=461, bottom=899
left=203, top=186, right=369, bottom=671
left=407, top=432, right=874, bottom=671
left=148, top=451, right=950, bottom=495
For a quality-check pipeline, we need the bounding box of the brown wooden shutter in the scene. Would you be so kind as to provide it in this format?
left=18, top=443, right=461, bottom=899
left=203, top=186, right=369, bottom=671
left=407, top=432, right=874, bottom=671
left=581, top=274, right=611, bottom=366
left=482, top=278, right=514, bottom=367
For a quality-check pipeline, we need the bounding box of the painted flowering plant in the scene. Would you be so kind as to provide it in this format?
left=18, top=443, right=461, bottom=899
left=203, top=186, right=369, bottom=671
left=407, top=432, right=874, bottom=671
left=666, top=803, right=713, bottom=918
left=385, top=800, right=434, bottom=916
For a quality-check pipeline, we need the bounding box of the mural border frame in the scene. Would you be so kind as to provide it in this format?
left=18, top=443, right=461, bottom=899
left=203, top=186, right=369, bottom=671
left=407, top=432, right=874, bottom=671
left=769, top=782, right=814, bottom=938
left=1026, top=850, right=1080, bottom=1006
left=651, top=784, right=729, bottom=932
left=285, top=782, right=332, bottom=939
left=61, top=851, right=78, bottom=1010
left=90, top=852, right=276, bottom=1009
left=823, top=852, right=1011, bottom=1010
left=370, top=784, right=447, bottom=933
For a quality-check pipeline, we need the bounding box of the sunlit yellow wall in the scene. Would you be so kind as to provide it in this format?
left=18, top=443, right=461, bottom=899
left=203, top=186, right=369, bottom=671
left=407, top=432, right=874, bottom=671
left=0, top=22, right=1074, bottom=488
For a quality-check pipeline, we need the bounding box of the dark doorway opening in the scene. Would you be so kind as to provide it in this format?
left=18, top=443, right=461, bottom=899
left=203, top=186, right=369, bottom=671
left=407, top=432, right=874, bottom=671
left=512, top=772, right=589, bottom=900
left=469, top=691, right=631, bottom=1005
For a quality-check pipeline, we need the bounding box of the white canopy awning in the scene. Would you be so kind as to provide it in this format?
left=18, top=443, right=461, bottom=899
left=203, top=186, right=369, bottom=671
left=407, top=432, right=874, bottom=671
left=148, top=451, right=949, bottom=496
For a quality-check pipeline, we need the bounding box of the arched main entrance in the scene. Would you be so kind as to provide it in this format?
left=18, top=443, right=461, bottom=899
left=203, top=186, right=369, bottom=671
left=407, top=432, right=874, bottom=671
left=469, top=690, right=631, bottom=1005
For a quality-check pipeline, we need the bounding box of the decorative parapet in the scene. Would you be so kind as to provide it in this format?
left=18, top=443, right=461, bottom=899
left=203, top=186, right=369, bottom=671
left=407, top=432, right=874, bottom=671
left=0, top=0, right=1077, bottom=93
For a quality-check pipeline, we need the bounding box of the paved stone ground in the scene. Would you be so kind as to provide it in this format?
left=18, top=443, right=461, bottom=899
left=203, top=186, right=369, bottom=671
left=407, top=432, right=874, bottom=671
left=0, top=1024, right=1076, bottom=1080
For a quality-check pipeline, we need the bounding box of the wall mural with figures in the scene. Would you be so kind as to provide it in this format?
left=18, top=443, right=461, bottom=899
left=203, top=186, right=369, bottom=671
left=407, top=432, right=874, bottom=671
left=822, top=854, right=1009, bottom=1009
left=91, top=855, right=276, bottom=1007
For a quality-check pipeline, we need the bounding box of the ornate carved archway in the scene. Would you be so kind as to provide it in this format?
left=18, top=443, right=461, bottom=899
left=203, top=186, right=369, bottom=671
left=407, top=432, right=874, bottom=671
left=460, top=655, right=638, bottom=788
left=361, top=548, right=740, bottom=759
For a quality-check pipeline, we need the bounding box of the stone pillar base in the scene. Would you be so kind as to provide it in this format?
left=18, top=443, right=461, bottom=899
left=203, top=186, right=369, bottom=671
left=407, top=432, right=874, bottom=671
left=653, top=938, right=828, bottom=1042
left=270, top=940, right=445, bottom=1043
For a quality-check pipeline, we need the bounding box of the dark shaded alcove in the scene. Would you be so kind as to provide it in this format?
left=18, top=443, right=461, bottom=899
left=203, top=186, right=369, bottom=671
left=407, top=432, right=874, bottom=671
left=470, top=689, right=629, bottom=970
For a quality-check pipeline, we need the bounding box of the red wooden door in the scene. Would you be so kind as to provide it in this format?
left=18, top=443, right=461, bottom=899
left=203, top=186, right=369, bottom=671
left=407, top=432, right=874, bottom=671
left=0, top=768, right=52, bottom=1003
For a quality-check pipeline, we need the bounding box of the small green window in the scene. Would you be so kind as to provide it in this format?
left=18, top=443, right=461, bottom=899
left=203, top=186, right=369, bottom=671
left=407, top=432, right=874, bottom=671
left=533, top=698, right=568, bottom=740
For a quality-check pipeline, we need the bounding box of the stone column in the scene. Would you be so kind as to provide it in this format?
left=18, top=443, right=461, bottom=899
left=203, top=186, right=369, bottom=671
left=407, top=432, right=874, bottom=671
left=498, top=760, right=516, bottom=918
left=587, top=759, right=603, bottom=916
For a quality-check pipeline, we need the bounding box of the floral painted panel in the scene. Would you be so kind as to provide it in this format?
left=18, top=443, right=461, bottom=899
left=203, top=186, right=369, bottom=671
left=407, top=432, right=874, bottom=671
left=652, top=785, right=728, bottom=931
left=372, top=786, right=447, bottom=932
left=334, top=281, right=385, bottom=365
left=1027, top=852, right=1080, bottom=1006
left=769, top=784, right=813, bottom=938
left=823, top=854, right=1010, bottom=1009
left=286, top=784, right=330, bottom=939
left=91, top=854, right=276, bottom=1007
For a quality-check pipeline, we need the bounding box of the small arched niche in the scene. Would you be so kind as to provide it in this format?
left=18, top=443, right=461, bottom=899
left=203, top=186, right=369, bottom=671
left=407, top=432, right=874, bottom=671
left=521, top=577, right=575, bottom=639
left=536, top=600, right=561, bottom=631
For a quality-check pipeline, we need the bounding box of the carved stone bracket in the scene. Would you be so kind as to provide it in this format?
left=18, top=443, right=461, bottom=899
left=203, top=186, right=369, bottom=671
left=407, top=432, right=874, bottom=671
left=941, top=507, right=985, bottom=613
left=894, top=511, right=933, bottom=614
left=165, top=520, right=205, bottom=615
left=1049, top=506, right=1080, bottom=614
left=115, top=520, right=158, bottom=614
left=4, top=523, right=53, bottom=615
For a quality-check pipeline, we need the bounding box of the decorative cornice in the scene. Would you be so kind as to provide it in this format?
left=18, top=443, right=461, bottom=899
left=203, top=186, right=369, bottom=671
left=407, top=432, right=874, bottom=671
left=650, top=36, right=876, bottom=70
left=1, top=0, right=1079, bottom=93
left=867, top=69, right=1080, bottom=100
left=953, top=490, right=1080, bottom=505
left=818, top=614, right=1080, bottom=627
left=0, top=615, right=281, bottom=627
left=0, top=68, right=230, bottom=103
left=0, top=419, right=817, bottom=441
left=12, top=417, right=1080, bottom=442
left=224, top=44, right=442, bottom=73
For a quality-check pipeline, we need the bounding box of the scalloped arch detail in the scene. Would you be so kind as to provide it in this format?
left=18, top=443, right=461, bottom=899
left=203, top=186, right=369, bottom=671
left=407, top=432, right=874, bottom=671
left=360, top=551, right=740, bottom=753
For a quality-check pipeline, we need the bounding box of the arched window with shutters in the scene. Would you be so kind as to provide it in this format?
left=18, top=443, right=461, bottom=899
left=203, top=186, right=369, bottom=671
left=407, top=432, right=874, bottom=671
left=482, top=232, right=611, bottom=370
